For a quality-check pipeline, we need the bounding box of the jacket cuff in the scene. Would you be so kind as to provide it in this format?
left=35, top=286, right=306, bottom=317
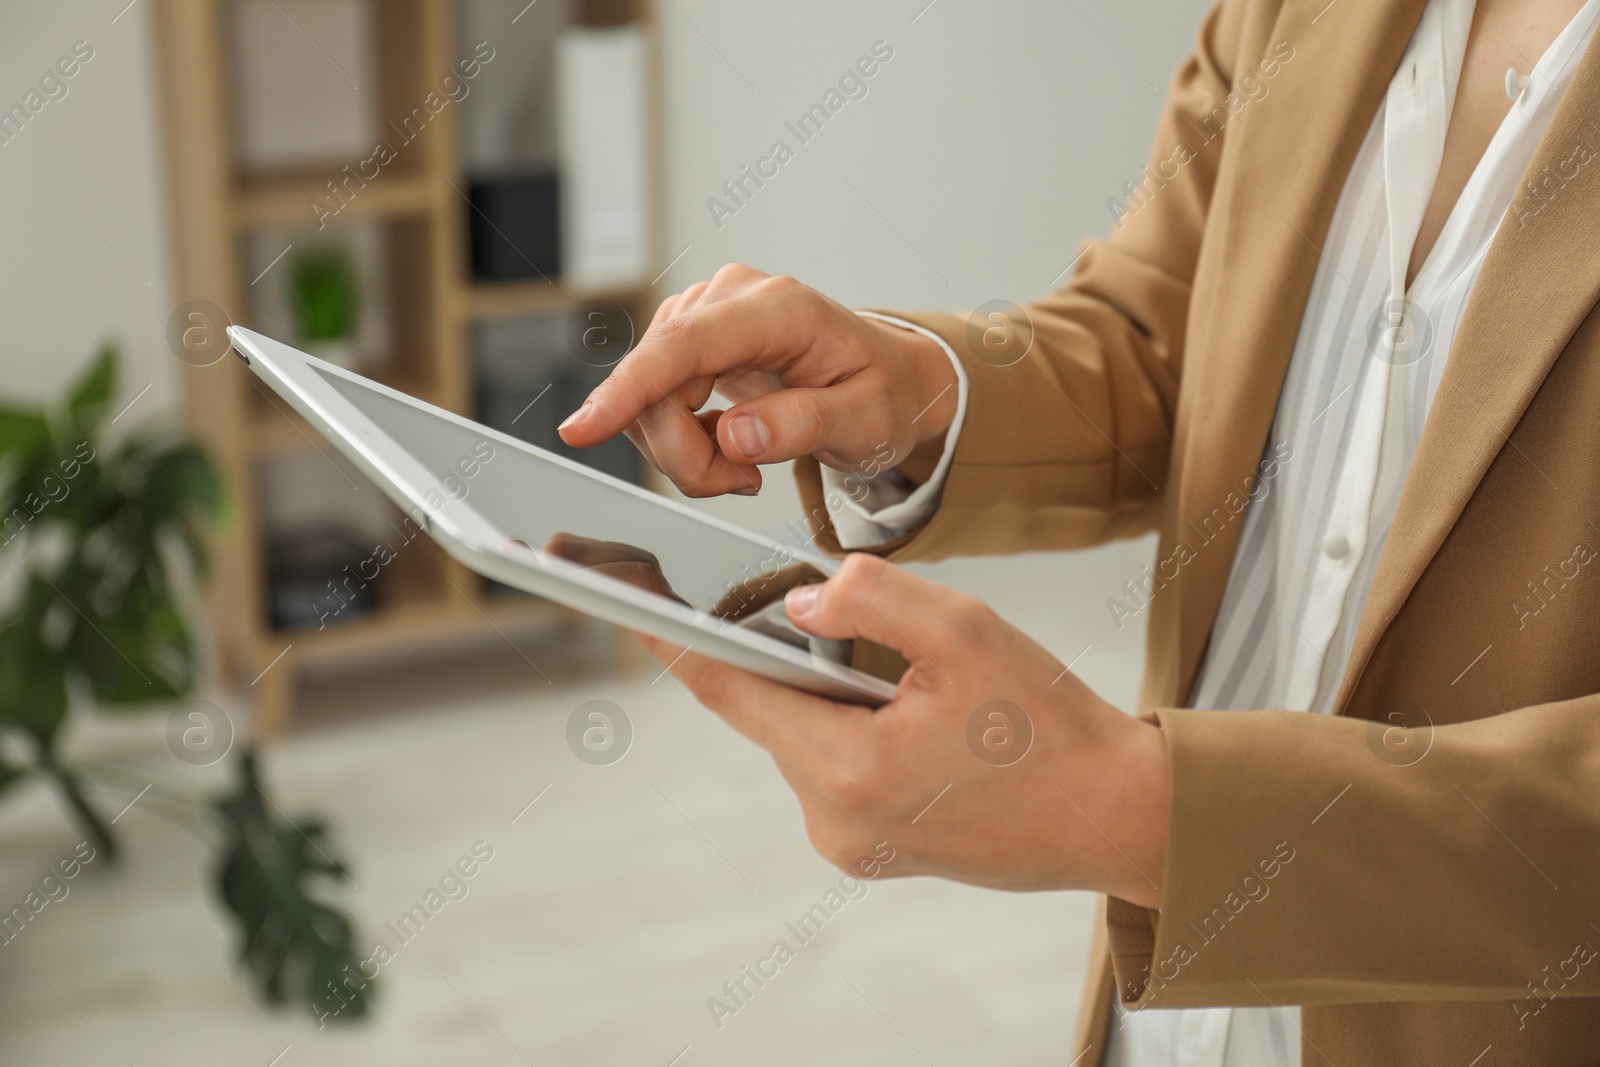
left=1107, top=706, right=1330, bottom=1009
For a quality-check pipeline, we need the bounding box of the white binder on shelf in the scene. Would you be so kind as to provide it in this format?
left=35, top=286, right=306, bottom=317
left=556, top=25, right=650, bottom=291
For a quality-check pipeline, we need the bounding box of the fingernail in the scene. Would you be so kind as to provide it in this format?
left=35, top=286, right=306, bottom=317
left=558, top=399, right=592, bottom=432
left=786, top=583, right=820, bottom=617
left=726, top=414, right=770, bottom=458
left=733, top=486, right=760, bottom=497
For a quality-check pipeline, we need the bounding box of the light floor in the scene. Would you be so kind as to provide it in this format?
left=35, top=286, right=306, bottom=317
left=0, top=543, right=1152, bottom=1067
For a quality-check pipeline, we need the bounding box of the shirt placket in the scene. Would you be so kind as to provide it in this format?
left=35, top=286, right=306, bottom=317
left=1282, top=8, right=1449, bottom=711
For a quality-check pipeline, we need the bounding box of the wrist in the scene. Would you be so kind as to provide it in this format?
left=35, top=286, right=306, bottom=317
left=1100, top=717, right=1171, bottom=909
left=872, top=320, right=958, bottom=485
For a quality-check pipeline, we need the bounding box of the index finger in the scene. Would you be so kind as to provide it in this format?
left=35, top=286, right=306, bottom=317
left=559, top=296, right=813, bottom=448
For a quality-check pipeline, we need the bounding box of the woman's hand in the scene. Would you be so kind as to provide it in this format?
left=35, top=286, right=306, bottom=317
left=638, top=553, right=1171, bottom=908
left=558, top=264, right=959, bottom=497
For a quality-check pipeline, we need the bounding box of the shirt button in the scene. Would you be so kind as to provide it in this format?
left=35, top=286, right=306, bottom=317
left=1323, top=532, right=1351, bottom=560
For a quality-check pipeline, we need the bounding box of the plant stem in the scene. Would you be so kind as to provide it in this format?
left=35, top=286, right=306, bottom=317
left=71, top=761, right=220, bottom=847
left=42, top=760, right=118, bottom=865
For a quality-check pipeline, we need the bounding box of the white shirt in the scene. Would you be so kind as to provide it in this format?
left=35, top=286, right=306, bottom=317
left=821, top=0, right=1600, bottom=1063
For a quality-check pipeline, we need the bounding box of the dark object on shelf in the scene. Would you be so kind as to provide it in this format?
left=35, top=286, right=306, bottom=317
left=475, top=312, right=641, bottom=598
left=575, top=0, right=637, bottom=27
left=467, top=172, right=561, bottom=281
left=475, top=313, right=642, bottom=486
left=266, top=526, right=379, bottom=630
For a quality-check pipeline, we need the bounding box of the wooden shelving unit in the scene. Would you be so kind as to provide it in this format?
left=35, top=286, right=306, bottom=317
left=151, top=0, right=664, bottom=735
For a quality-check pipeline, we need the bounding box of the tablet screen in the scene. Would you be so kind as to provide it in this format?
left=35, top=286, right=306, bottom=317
left=316, top=368, right=825, bottom=631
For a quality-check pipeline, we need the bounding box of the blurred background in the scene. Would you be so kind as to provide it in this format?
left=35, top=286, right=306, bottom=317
left=0, top=0, right=1205, bottom=1063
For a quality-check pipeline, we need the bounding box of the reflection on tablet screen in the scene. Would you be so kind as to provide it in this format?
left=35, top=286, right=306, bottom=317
left=314, top=368, right=824, bottom=640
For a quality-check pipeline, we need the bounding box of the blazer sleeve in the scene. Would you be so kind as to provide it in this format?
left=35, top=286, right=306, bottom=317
left=1107, top=697, right=1600, bottom=1010
left=794, top=0, right=1253, bottom=563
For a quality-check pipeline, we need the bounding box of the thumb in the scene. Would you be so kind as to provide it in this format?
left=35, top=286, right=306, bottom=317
left=784, top=554, right=966, bottom=667
left=716, top=376, right=899, bottom=466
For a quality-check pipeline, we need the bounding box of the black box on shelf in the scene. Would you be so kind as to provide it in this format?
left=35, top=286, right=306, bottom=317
left=474, top=311, right=641, bottom=598
left=266, top=526, right=380, bottom=630
left=474, top=311, right=642, bottom=486
left=467, top=172, right=561, bottom=281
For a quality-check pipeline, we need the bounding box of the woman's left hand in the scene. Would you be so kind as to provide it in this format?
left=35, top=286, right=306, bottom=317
left=638, top=553, right=1171, bottom=908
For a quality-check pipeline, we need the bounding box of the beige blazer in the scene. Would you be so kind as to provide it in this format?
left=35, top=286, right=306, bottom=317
left=796, top=0, right=1600, bottom=1062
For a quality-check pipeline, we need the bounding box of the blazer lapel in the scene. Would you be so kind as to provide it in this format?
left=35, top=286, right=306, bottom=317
left=1164, top=0, right=1431, bottom=706
left=1334, top=34, right=1600, bottom=712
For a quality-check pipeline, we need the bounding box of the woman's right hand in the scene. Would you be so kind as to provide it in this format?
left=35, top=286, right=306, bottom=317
left=557, top=264, right=958, bottom=498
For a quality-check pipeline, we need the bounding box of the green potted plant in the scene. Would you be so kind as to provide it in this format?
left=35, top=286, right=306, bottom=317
left=0, top=347, right=373, bottom=1022
left=290, top=246, right=363, bottom=369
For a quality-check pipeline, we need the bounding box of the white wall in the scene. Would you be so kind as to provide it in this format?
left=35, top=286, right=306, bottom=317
left=656, top=0, right=1205, bottom=306
left=0, top=0, right=174, bottom=411
left=0, top=0, right=1209, bottom=408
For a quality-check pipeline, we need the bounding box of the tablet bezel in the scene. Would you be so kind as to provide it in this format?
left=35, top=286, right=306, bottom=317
left=226, top=326, right=898, bottom=706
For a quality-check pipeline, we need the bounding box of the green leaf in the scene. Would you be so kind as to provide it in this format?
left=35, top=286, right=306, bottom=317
left=0, top=757, right=25, bottom=799
left=0, top=462, right=48, bottom=547
left=0, top=406, right=51, bottom=532
left=143, top=443, right=225, bottom=525
left=33, top=436, right=219, bottom=708
left=65, top=345, right=118, bottom=434
left=0, top=643, right=69, bottom=745
left=0, top=580, right=71, bottom=748
left=66, top=593, right=191, bottom=705
left=0, top=404, right=49, bottom=461
left=213, top=751, right=375, bottom=1022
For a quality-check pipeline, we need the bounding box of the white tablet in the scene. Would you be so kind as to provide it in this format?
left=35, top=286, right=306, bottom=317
left=227, top=327, right=898, bottom=706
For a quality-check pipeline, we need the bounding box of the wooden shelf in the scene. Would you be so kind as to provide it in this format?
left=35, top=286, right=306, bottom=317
left=234, top=169, right=436, bottom=231
left=250, top=403, right=330, bottom=458
left=154, top=0, right=663, bottom=735
left=462, top=279, right=648, bottom=321
left=265, top=593, right=572, bottom=667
